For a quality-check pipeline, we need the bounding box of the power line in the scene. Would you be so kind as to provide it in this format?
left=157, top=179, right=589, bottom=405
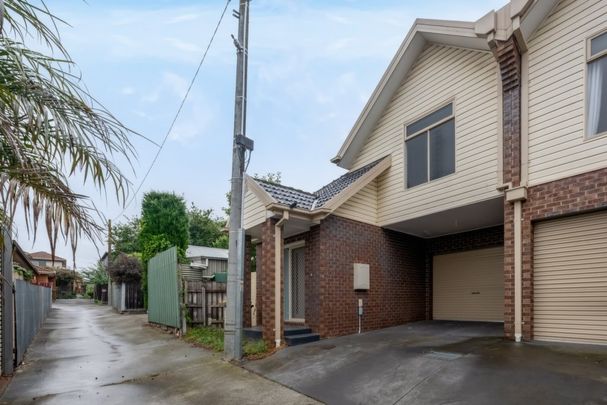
left=113, top=0, right=232, bottom=222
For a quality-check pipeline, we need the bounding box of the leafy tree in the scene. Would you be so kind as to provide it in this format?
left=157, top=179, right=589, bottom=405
left=81, top=262, right=109, bottom=286
left=0, top=1, right=136, bottom=260
left=140, top=191, right=189, bottom=255
left=223, top=172, right=282, bottom=216
left=212, top=234, right=228, bottom=249
left=139, top=192, right=188, bottom=307
left=188, top=204, right=224, bottom=247
left=108, top=253, right=142, bottom=283
left=112, top=216, right=141, bottom=257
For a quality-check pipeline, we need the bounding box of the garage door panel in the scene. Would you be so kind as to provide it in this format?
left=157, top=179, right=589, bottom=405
left=433, top=247, right=503, bottom=322
left=534, top=211, right=607, bottom=345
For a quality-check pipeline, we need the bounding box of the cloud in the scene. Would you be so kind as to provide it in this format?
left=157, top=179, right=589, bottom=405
left=121, top=86, right=135, bottom=95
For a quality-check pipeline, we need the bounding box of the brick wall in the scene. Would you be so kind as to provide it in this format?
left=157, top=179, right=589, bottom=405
left=260, top=218, right=282, bottom=343
left=243, top=236, right=252, bottom=328
left=255, top=243, right=263, bottom=326
left=318, top=215, right=426, bottom=337
left=516, top=168, right=607, bottom=340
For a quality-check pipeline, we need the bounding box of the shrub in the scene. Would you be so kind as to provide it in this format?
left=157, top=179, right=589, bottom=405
left=109, top=253, right=142, bottom=283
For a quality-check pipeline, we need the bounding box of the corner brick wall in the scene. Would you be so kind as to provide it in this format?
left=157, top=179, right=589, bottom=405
left=243, top=236, right=252, bottom=328
left=318, top=215, right=426, bottom=338
left=517, top=168, right=607, bottom=340
left=260, top=218, right=283, bottom=343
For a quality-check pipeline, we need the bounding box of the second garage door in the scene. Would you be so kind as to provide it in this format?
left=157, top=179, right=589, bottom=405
left=534, top=211, right=607, bottom=345
left=433, top=247, right=504, bottom=322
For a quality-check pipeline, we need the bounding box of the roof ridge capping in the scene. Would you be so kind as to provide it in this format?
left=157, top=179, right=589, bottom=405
left=332, top=0, right=559, bottom=170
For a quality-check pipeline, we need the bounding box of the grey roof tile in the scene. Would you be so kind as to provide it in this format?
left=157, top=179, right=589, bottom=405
left=255, top=157, right=385, bottom=211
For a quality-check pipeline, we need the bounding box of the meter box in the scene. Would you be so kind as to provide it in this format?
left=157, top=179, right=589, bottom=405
left=353, top=263, right=370, bottom=290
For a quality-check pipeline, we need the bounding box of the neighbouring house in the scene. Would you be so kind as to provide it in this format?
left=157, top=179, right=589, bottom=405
left=183, top=245, right=229, bottom=281
left=243, top=0, right=607, bottom=347
left=12, top=243, right=56, bottom=288
left=28, top=251, right=67, bottom=269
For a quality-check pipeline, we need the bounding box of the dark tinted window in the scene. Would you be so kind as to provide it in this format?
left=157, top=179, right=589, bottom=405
left=406, top=133, right=428, bottom=188
left=406, top=103, right=453, bottom=136
left=430, top=119, right=455, bottom=180
left=591, top=31, right=607, bottom=57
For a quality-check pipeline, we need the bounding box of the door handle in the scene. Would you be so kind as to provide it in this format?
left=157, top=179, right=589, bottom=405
left=471, top=291, right=480, bottom=295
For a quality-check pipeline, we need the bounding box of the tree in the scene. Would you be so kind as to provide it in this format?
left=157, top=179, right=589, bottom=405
left=0, top=1, right=137, bottom=260
left=112, top=217, right=141, bottom=257
left=139, top=192, right=189, bottom=307
left=108, top=254, right=142, bottom=284
left=81, top=262, right=109, bottom=286
left=140, top=191, right=189, bottom=256
left=188, top=204, right=224, bottom=247
left=222, top=172, right=281, bottom=216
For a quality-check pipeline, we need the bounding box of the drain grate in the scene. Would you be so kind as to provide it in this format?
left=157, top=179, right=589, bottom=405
left=425, top=350, right=463, bottom=360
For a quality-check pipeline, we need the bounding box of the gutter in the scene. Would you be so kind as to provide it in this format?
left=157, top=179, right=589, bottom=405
left=274, top=210, right=289, bottom=347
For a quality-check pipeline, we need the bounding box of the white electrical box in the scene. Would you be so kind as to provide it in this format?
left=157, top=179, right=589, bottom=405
left=353, top=263, right=370, bottom=290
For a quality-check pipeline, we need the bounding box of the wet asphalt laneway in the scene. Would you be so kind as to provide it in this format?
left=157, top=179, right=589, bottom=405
left=1, top=300, right=317, bottom=405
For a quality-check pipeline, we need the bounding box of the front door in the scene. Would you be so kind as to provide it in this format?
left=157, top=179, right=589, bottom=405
left=290, top=247, right=306, bottom=320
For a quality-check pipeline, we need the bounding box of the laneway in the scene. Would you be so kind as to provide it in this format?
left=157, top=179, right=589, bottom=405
left=1, top=300, right=316, bottom=405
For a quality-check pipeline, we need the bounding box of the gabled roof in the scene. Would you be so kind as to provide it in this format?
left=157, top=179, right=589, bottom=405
left=29, top=251, right=66, bottom=262
left=248, top=156, right=391, bottom=217
left=332, top=0, right=560, bottom=170
left=186, top=245, right=229, bottom=260
left=256, top=157, right=386, bottom=211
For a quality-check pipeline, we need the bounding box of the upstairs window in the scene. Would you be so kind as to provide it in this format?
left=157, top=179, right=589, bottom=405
left=405, top=103, right=455, bottom=188
left=587, top=30, right=607, bottom=138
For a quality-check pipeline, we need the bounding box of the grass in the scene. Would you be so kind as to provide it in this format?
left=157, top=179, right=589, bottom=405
left=184, top=327, right=269, bottom=357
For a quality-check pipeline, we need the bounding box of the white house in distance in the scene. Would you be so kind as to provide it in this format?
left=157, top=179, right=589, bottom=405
left=183, top=245, right=229, bottom=281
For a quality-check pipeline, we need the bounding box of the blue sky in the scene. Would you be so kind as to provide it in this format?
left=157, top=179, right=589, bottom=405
left=15, top=0, right=506, bottom=268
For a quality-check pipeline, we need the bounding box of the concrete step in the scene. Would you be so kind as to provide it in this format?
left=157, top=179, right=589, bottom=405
left=284, top=327, right=312, bottom=336
left=243, top=327, right=262, bottom=340
left=284, top=333, right=320, bottom=346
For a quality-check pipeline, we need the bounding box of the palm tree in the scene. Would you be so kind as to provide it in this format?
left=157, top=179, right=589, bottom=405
left=0, top=1, right=137, bottom=260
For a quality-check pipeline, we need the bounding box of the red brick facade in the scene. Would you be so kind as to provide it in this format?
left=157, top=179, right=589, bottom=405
left=252, top=214, right=505, bottom=341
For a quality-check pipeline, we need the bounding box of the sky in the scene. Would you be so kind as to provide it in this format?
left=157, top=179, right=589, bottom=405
left=13, top=0, right=506, bottom=269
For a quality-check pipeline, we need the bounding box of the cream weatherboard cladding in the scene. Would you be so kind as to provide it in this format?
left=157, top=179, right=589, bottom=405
left=349, top=44, right=501, bottom=227
left=333, top=180, right=378, bottom=225
left=534, top=211, right=607, bottom=345
left=433, top=247, right=504, bottom=322
left=527, top=0, right=607, bottom=186
left=243, top=189, right=267, bottom=230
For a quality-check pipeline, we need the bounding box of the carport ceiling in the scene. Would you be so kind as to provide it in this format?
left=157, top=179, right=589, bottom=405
left=385, top=197, right=504, bottom=238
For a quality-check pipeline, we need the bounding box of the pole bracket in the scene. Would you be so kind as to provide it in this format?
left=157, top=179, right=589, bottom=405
left=236, top=134, right=254, bottom=151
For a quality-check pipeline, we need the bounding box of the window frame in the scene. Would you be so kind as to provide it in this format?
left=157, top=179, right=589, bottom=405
left=584, top=27, right=607, bottom=140
left=404, top=100, right=456, bottom=189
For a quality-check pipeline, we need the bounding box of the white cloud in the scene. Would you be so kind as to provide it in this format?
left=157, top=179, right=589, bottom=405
left=121, top=86, right=135, bottom=95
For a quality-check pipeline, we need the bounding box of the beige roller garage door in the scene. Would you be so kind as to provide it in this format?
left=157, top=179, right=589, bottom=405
left=433, top=247, right=504, bottom=322
left=534, top=211, right=607, bottom=345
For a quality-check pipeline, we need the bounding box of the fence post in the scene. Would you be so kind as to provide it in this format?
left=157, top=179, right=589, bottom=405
left=120, top=282, right=126, bottom=313
left=1, top=229, right=14, bottom=375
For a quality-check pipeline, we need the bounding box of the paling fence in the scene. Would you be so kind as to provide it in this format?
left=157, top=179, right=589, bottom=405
left=14, top=280, right=52, bottom=366
left=185, top=281, right=226, bottom=327
left=110, top=281, right=144, bottom=313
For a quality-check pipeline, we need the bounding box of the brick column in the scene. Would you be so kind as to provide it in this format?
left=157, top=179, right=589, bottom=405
left=494, top=37, right=522, bottom=340
left=260, top=218, right=283, bottom=344
left=243, top=235, right=252, bottom=328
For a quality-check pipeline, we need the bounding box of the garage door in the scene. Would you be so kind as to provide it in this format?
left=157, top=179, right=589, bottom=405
left=433, top=247, right=504, bottom=322
left=534, top=211, right=607, bottom=345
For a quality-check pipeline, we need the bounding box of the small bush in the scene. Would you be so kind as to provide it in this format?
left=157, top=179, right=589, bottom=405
left=243, top=339, right=268, bottom=356
left=184, top=327, right=269, bottom=356
left=184, top=327, right=224, bottom=352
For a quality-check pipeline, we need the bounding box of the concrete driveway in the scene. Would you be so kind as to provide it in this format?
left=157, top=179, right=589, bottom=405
left=245, top=321, right=607, bottom=404
left=1, top=300, right=317, bottom=405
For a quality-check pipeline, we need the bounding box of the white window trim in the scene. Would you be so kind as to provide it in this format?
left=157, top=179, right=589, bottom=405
left=584, top=27, right=607, bottom=141
left=404, top=101, right=456, bottom=189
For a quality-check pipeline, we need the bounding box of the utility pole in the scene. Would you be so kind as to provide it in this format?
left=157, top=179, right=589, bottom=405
left=225, top=0, right=253, bottom=362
